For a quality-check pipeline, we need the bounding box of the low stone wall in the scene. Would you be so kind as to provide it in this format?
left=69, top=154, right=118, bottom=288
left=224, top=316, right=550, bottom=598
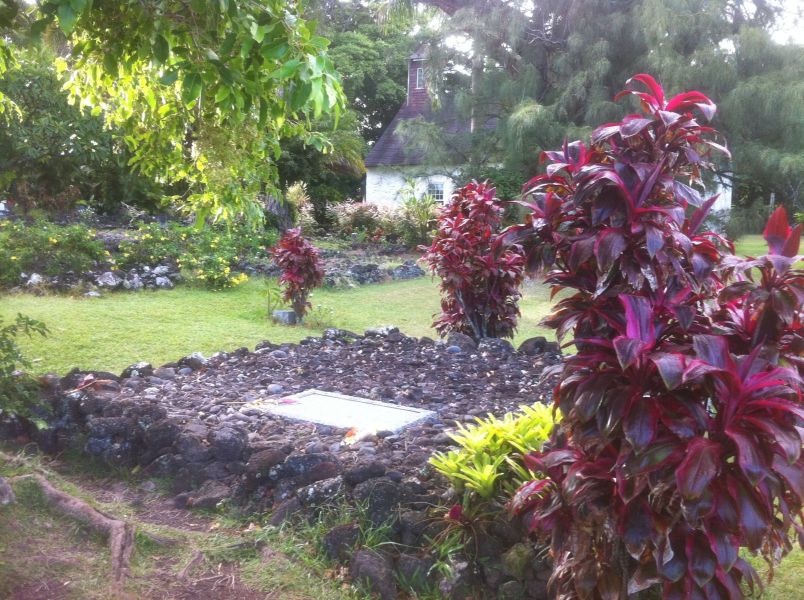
left=17, top=254, right=424, bottom=295
left=17, top=263, right=182, bottom=294
left=6, top=328, right=561, bottom=599
left=248, top=254, right=426, bottom=288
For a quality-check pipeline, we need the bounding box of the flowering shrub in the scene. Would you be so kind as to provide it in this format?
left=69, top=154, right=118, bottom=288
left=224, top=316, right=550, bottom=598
left=0, top=219, right=276, bottom=290
left=0, top=219, right=107, bottom=287
left=178, top=224, right=268, bottom=289
left=116, top=222, right=183, bottom=269
left=271, top=228, right=324, bottom=319
left=326, top=198, right=437, bottom=248
left=330, top=201, right=384, bottom=240
left=117, top=222, right=276, bottom=289
left=422, top=181, right=525, bottom=340
left=509, top=75, right=803, bottom=599
left=179, top=253, right=249, bottom=289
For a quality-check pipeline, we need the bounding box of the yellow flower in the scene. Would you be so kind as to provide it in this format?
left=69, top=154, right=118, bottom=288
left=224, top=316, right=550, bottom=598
left=49, top=237, right=58, bottom=245
left=10, top=256, right=17, bottom=260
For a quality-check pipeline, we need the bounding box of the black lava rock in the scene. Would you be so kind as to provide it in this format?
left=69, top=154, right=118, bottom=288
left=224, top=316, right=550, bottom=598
left=350, top=550, right=397, bottom=600
left=353, top=477, right=403, bottom=528
left=343, top=460, right=386, bottom=486
left=322, top=522, right=360, bottom=562
left=207, top=426, right=248, bottom=462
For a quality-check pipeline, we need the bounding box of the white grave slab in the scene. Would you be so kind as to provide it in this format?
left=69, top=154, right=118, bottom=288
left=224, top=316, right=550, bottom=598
left=244, top=389, right=435, bottom=436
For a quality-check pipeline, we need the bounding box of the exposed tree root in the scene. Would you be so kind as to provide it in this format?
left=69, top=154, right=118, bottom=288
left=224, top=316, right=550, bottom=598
left=1, top=450, right=139, bottom=587
left=10, top=473, right=136, bottom=586
left=179, top=550, right=206, bottom=578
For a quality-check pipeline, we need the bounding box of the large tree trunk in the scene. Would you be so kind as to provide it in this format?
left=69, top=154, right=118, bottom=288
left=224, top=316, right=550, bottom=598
left=470, top=35, right=483, bottom=133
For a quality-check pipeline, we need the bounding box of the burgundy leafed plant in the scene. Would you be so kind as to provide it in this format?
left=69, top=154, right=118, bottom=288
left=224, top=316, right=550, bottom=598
left=509, top=74, right=803, bottom=599
left=422, top=181, right=526, bottom=340
left=271, top=228, right=324, bottom=320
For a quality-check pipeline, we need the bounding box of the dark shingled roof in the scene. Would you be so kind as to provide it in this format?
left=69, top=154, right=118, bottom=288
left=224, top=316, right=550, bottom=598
left=365, top=100, right=472, bottom=168
left=409, top=46, right=428, bottom=60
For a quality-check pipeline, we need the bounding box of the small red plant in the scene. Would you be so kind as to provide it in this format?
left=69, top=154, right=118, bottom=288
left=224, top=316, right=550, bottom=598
left=510, top=75, right=803, bottom=599
left=422, top=181, right=525, bottom=340
left=271, top=228, right=324, bottom=319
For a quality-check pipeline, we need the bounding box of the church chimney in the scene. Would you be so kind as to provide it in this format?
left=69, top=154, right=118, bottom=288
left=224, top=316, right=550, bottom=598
left=406, top=45, right=428, bottom=111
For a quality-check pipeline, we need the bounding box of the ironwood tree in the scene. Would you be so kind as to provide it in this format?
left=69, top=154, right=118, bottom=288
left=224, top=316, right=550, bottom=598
left=381, top=0, right=803, bottom=213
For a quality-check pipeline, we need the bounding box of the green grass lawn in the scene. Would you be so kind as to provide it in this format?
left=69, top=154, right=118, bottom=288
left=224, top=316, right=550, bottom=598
left=748, top=548, right=804, bottom=600
left=735, top=234, right=768, bottom=257
left=0, top=234, right=782, bottom=375
left=0, top=277, right=555, bottom=375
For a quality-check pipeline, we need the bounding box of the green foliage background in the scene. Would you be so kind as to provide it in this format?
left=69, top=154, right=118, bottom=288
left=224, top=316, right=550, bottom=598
left=0, top=48, right=162, bottom=215
left=389, top=0, right=803, bottom=222
left=1, top=0, right=346, bottom=223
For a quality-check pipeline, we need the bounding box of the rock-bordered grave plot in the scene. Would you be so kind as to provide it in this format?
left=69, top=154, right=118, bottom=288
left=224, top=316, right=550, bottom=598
left=243, top=389, right=436, bottom=438
left=11, top=328, right=565, bottom=600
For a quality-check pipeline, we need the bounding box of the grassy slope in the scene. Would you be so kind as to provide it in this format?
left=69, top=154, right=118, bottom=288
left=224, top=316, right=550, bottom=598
left=0, top=455, right=358, bottom=600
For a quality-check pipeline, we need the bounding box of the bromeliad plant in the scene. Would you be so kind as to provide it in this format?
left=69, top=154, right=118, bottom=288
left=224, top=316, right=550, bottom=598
left=271, top=228, right=324, bottom=320
left=422, top=181, right=526, bottom=340
left=430, top=403, right=555, bottom=504
left=429, top=403, right=555, bottom=571
left=509, top=75, right=803, bottom=599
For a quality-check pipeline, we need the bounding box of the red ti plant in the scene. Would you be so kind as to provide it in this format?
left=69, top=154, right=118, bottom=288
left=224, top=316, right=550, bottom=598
left=422, top=181, right=525, bottom=340
left=271, top=228, right=324, bottom=320
left=509, top=74, right=803, bottom=599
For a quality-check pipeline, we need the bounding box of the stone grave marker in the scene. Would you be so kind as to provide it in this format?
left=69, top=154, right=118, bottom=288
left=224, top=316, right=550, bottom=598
left=244, top=389, right=435, bottom=437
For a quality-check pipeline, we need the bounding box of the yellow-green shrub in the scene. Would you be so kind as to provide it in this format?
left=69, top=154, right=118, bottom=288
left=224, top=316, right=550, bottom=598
left=429, top=403, right=555, bottom=504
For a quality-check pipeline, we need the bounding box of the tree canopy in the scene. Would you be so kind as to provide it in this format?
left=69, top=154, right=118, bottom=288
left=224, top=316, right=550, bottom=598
left=0, top=46, right=161, bottom=215
left=386, top=0, right=803, bottom=212
left=1, top=0, right=346, bottom=222
left=1, top=0, right=801, bottom=221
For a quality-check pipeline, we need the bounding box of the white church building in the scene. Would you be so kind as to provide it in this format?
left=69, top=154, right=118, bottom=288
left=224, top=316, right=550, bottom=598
left=364, top=48, right=734, bottom=219
left=364, top=47, right=463, bottom=207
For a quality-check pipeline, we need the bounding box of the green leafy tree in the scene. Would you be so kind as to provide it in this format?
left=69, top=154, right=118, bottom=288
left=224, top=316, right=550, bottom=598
left=0, top=47, right=162, bottom=215
left=314, top=0, right=415, bottom=143
left=2, top=0, right=346, bottom=223
left=719, top=29, right=804, bottom=210
left=277, top=0, right=418, bottom=214
left=277, top=110, right=365, bottom=220
left=0, top=1, right=21, bottom=118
